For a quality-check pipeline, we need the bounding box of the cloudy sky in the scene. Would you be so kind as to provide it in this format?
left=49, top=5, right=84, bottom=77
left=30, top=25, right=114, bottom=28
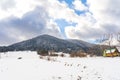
left=0, top=0, right=120, bottom=46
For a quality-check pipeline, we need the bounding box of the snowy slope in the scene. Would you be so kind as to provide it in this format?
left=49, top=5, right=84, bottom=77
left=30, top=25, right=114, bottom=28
left=0, top=51, right=120, bottom=80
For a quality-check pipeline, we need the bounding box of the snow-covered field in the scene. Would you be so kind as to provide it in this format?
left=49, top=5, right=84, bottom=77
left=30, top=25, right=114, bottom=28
left=0, top=51, right=120, bottom=80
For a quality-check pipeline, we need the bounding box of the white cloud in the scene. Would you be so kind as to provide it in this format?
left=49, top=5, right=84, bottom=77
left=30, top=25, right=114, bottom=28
left=1, top=0, right=120, bottom=45
left=87, top=0, right=120, bottom=25
left=0, top=5, right=61, bottom=46
left=0, top=0, right=80, bottom=22
left=65, top=0, right=120, bottom=43
left=0, top=0, right=85, bottom=45
left=0, top=0, right=16, bottom=10
left=45, top=0, right=79, bottom=23
left=0, top=0, right=38, bottom=19
left=72, top=0, right=87, bottom=11
left=65, top=11, right=101, bottom=41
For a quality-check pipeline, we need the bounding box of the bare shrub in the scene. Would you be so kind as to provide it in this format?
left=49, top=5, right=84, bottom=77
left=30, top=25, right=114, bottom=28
left=77, top=53, right=87, bottom=57
left=83, top=66, right=87, bottom=69
left=37, top=50, right=48, bottom=56
left=77, top=76, right=82, bottom=80
left=18, top=57, right=22, bottom=59
left=70, top=51, right=87, bottom=57
left=60, top=53, right=65, bottom=57
left=70, top=52, right=76, bottom=57
left=89, top=53, right=95, bottom=57
left=39, top=56, right=44, bottom=59
left=49, top=53, right=58, bottom=57
left=47, top=57, right=51, bottom=61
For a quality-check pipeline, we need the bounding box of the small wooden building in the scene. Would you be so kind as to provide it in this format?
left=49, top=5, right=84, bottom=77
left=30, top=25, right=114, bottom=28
left=103, top=48, right=119, bottom=57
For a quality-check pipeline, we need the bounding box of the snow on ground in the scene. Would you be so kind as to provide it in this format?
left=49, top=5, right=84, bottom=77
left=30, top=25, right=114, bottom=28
left=0, top=51, right=120, bottom=80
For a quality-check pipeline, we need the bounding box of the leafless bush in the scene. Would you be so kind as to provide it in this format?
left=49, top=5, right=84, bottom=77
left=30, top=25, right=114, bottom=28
left=89, top=53, right=96, bottom=57
left=70, top=52, right=87, bottom=57
left=70, top=52, right=77, bottom=57
left=77, top=76, right=82, bottom=80
left=37, top=50, right=48, bottom=56
left=47, top=57, right=51, bottom=61
left=39, top=56, right=44, bottom=59
left=18, top=57, right=22, bottom=59
left=49, top=53, right=58, bottom=57
left=60, top=53, right=65, bottom=57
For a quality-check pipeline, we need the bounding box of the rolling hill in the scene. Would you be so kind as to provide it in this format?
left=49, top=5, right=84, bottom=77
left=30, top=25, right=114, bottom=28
left=0, top=35, right=95, bottom=53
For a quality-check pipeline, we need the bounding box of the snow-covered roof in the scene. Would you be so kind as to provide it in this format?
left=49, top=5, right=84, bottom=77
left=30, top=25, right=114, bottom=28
left=105, top=49, right=116, bottom=53
left=116, top=47, right=120, bottom=52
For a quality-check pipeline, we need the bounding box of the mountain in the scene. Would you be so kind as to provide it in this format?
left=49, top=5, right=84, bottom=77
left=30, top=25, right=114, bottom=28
left=67, top=39, right=94, bottom=48
left=0, top=35, right=96, bottom=53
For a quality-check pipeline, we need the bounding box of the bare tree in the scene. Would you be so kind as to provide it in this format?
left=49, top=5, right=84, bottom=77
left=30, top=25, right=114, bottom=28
left=106, top=33, right=113, bottom=47
left=117, top=33, right=120, bottom=46
left=96, top=33, right=112, bottom=44
left=108, top=33, right=113, bottom=55
left=96, top=33, right=113, bottom=55
left=95, top=34, right=107, bottom=55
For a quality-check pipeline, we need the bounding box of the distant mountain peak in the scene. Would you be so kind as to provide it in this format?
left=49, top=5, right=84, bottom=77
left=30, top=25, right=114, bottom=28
left=35, top=34, right=58, bottom=39
left=0, top=34, right=95, bottom=53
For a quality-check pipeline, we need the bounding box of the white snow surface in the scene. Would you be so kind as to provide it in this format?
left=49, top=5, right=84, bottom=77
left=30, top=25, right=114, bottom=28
left=0, top=51, right=120, bottom=80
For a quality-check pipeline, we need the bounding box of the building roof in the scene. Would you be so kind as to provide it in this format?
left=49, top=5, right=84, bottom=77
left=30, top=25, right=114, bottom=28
left=105, top=49, right=116, bottom=54
left=116, top=47, right=120, bottom=52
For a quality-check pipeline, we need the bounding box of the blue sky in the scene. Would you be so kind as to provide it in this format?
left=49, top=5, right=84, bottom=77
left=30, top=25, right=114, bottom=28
left=0, top=0, right=120, bottom=46
left=57, top=0, right=88, bottom=37
left=59, top=0, right=87, bottom=6
left=59, top=0, right=87, bottom=15
left=55, top=19, right=77, bottom=38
